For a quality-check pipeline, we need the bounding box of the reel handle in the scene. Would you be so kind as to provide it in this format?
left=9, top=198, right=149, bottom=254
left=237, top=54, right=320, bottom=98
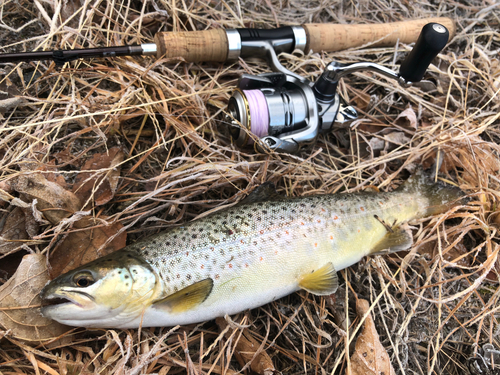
left=399, top=23, right=450, bottom=83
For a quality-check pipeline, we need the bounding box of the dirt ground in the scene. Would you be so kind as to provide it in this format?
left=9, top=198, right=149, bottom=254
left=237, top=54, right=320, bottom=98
left=0, top=0, right=499, bottom=374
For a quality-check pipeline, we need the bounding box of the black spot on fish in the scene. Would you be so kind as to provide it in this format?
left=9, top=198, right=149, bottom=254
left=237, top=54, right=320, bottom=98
left=124, top=275, right=130, bottom=279
left=192, top=234, right=198, bottom=239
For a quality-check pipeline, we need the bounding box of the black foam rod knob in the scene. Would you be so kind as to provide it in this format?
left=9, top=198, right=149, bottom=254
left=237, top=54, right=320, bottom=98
left=399, top=23, right=449, bottom=83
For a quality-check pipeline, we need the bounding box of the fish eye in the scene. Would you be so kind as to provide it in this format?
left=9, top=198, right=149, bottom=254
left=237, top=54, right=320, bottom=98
left=73, top=272, right=95, bottom=288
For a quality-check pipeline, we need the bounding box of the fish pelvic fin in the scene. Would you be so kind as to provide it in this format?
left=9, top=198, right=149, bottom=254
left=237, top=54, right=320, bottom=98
left=371, top=222, right=413, bottom=255
left=396, top=169, right=466, bottom=217
left=153, top=278, right=213, bottom=314
left=299, top=262, right=338, bottom=295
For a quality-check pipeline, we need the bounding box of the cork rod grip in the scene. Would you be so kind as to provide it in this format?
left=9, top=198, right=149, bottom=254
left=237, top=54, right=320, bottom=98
left=154, top=29, right=228, bottom=62
left=303, top=17, right=456, bottom=53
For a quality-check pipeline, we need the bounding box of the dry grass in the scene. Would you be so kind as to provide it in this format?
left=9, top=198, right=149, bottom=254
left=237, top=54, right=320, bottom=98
left=0, top=0, right=499, bottom=374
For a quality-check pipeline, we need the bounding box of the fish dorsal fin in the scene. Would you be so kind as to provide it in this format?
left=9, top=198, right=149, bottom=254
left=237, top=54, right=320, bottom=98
left=371, top=224, right=413, bottom=255
left=152, top=278, right=213, bottom=314
left=299, top=262, right=338, bottom=295
left=239, top=182, right=283, bottom=205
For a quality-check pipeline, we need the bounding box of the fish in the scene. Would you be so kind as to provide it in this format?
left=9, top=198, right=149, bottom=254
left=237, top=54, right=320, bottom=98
left=40, top=171, right=464, bottom=328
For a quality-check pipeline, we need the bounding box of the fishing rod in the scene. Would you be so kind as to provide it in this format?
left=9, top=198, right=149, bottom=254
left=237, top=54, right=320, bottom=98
left=0, top=18, right=454, bottom=65
left=0, top=17, right=455, bottom=153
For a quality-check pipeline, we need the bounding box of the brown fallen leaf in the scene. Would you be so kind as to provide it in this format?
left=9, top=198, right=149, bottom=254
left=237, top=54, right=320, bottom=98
left=216, top=317, right=275, bottom=375
left=0, top=253, right=69, bottom=342
left=11, top=173, right=82, bottom=225
left=395, top=105, right=418, bottom=129
left=0, top=207, right=29, bottom=254
left=350, top=299, right=396, bottom=375
left=48, top=217, right=127, bottom=278
left=72, top=147, right=124, bottom=208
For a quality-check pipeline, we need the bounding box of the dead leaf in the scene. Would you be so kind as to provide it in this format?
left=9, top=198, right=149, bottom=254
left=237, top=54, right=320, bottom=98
left=72, top=147, right=124, bottom=208
left=0, top=207, right=29, bottom=254
left=0, top=253, right=69, bottom=342
left=11, top=173, right=81, bottom=224
left=350, top=299, right=396, bottom=375
left=216, top=317, right=275, bottom=375
left=48, top=217, right=127, bottom=278
left=395, top=106, right=418, bottom=128
left=383, top=132, right=411, bottom=147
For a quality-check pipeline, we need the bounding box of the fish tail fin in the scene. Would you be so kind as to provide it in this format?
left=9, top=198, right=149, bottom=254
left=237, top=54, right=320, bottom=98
left=396, top=169, right=467, bottom=217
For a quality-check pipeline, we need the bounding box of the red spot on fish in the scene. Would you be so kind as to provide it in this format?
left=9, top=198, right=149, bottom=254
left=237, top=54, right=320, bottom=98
left=215, top=274, right=220, bottom=279
left=360, top=207, right=365, bottom=211
left=260, top=257, right=263, bottom=261
left=245, top=263, right=249, bottom=268
left=240, top=240, right=244, bottom=244
left=260, top=230, right=264, bottom=234
left=285, top=230, right=289, bottom=235
left=379, top=201, right=383, bottom=205
left=201, top=265, right=204, bottom=269
left=321, top=208, right=326, bottom=212
left=211, top=247, right=214, bottom=251
left=228, top=230, right=234, bottom=235
left=228, top=264, right=232, bottom=268
left=301, top=222, right=305, bottom=225
left=330, top=235, right=333, bottom=240
left=186, top=251, right=189, bottom=256
left=333, top=216, right=338, bottom=220
left=317, top=219, right=321, bottom=223
left=357, top=229, right=361, bottom=233
left=275, top=250, right=278, bottom=255
left=314, top=243, right=318, bottom=247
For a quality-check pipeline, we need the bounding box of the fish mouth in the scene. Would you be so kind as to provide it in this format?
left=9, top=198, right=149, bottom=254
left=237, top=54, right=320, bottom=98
left=41, top=290, right=95, bottom=310
left=41, top=295, right=75, bottom=308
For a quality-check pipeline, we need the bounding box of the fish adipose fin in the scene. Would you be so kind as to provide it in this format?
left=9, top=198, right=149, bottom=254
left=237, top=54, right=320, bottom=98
left=371, top=223, right=413, bottom=255
left=299, top=262, right=338, bottom=295
left=153, top=278, right=213, bottom=313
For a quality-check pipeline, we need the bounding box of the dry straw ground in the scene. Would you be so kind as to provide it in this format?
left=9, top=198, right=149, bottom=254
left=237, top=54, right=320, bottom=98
left=0, top=0, right=499, bottom=374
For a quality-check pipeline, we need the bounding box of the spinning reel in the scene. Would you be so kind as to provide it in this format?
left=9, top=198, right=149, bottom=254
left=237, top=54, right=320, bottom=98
left=226, top=23, right=450, bottom=153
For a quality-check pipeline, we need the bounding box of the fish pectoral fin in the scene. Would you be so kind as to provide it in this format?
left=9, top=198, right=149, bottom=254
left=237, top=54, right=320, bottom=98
left=299, top=262, right=338, bottom=296
left=371, top=224, right=413, bottom=255
left=152, top=278, right=213, bottom=314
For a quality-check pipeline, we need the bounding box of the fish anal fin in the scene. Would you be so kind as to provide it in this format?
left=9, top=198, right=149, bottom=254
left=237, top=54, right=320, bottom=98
left=371, top=224, right=413, bottom=255
left=299, top=262, right=338, bottom=295
left=153, top=278, right=213, bottom=314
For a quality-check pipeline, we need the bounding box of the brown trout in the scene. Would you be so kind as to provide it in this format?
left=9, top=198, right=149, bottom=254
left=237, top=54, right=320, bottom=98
left=41, top=172, right=464, bottom=328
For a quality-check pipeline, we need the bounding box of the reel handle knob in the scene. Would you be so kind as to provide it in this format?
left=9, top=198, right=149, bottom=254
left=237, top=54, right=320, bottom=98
left=399, top=23, right=449, bottom=83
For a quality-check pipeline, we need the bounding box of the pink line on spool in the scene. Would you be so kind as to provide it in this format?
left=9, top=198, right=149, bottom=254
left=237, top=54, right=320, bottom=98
left=243, top=90, right=269, bottom=144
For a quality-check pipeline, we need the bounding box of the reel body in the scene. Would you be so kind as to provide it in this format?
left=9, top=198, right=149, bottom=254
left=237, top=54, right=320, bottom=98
left=226, top=23, right=450, bottom=153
